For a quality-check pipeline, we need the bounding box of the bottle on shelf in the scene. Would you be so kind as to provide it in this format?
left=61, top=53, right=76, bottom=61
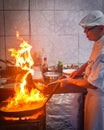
left=57, top=61, right=63, bottom=75
left=42, top=57, right=48, bottom=74
left=41, top=48, right=45, bottom=65
left=33, top=51, right=42, bottom=66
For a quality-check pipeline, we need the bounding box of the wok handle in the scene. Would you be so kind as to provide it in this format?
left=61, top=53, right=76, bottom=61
left=45, top=82, right=60, bottom=103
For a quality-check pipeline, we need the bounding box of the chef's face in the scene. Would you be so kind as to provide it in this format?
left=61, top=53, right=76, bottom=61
left=83, top=26, right=104, bottom=41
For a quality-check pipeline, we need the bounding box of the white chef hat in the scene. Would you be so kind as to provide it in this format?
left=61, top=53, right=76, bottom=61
left=79, top=10, right=104, bottom=27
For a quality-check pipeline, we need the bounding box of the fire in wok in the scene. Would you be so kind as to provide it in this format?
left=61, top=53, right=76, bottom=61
left=0, top=31, right=57, bottom=117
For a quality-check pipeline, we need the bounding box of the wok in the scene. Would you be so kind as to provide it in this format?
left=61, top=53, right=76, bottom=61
left=0, top=82, right=60, bottom=118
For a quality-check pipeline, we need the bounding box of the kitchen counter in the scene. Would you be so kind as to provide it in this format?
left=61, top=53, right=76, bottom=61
left=46, top=83, right=87, bottom=130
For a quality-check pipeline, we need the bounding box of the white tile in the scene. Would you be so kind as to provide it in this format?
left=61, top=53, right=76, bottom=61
left=79, top=0, right=102, bottom=10
left=55, top=11, right=79, bottom=35
left=30, top=0, right=54, bottom=11
left=0, top=37, right=5, bottom=59
left=4, top=11, right=29, bottom=36
left=0, top=37, right=6, bottom=68
left=36, top=0, right=54, bottom=10
left=102, top=1, right=104, bottom=12
left=4, top=0, right=29, bottom=10
left=0, top=11, right=4, bottom=35
left=0, top=0, right=3, bottom=10
left=78, top=34, right=93, bottom=63
left=55, top=0, right=80, bottom=10
left=31, top=35, right=78, bottom=65
left=31, top=35, right=54, bottom=57
left=50, top=35, right=79, bottom=65
left=1, top=0, right=103, bottom=67
left=30, top=11, right=54, bottom=35
left=30, top=0, right=36, bottom=10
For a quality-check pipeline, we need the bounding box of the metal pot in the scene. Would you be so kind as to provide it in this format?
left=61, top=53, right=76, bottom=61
left=43, top=72, right=61, bottom=83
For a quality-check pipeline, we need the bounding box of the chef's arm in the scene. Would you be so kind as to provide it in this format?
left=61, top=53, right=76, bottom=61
left=59, top=77, right=97, bottom=89
left=69, top=62, right=88, bottom=78
left=68, top=78, right=89, bottom=87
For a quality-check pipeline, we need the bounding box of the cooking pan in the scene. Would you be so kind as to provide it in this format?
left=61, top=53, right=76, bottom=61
left=0, top=82, right=60, bottom=118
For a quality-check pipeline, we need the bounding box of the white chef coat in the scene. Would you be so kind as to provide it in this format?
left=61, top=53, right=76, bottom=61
left=84, top=35, right=104, bottom=130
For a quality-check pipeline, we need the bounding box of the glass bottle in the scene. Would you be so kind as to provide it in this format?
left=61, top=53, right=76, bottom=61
left=42, top=57, right=48, bottom=73
left=57, top=61, right=63, bottom=75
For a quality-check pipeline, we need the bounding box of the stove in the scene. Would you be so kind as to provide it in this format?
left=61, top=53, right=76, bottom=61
left=0, top=107, right=46, bottom=130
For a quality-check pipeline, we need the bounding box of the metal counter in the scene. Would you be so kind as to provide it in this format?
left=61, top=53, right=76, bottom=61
left=46, top=84, right=87, bottom=130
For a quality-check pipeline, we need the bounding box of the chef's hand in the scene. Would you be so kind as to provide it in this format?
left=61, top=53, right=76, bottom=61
left=69, top=70, right=78, bottom=78
left=58, top=75, right=66, bottom=79
left=57, top=77, right=71, bottom=88
left=69, top=69, right=83, bottom=79
left=70, top=62, right=87, bottom=79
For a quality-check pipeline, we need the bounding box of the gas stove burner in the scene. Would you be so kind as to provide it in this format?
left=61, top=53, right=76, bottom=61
left=0, top=108, right=46, bottom=130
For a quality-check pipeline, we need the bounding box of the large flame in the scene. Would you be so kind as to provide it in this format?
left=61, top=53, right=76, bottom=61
left=9, top=31, right=34, bottom=71
left=1, top=32, right=46, bottom=112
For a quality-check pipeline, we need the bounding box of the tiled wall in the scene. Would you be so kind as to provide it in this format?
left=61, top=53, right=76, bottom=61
left=0, top=0, right=104, bottom=68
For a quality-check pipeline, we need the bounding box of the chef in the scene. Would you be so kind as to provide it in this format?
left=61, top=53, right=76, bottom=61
left=59, top=10, right=104, bottom=130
